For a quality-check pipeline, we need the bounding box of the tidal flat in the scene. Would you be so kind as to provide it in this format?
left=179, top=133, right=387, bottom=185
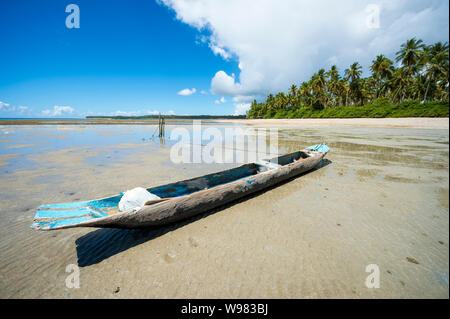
left=0, top=121, right=448, bottom=298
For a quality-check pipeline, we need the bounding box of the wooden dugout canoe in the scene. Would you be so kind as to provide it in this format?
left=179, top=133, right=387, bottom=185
left=31, top=144, right=329, bottom=231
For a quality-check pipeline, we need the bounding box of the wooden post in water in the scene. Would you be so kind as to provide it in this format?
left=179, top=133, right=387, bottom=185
left=158, top=113, right=165, bottom=138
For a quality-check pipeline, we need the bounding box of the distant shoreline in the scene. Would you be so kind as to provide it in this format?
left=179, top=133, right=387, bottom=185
left=86, top=115, right=246, bottom=120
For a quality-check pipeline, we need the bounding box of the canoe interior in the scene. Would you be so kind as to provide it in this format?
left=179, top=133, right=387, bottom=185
left=31, top=147, right=325, bottom=230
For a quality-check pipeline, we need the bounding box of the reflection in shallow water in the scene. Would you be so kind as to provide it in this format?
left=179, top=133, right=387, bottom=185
left=1, top=124, right=448, bottom=173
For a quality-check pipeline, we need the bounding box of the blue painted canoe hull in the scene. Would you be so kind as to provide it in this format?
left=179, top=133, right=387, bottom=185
left=31, top=145, right=329, bottom=230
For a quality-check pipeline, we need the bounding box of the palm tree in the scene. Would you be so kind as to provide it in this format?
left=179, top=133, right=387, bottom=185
left=274, top=92, right=288, bottom=111
left=364, top=76, right=377, bottom=103
left=391, top=67, right=411, bottom=103
left=288, top=84, right=299, bottom=109
left=326, top=65, right=340, bottom=106
left=345, top=62, right=363, bottom=105
left=335, top=79, right=348, bottom=106
left=371, top=55, right=394, bottom=98
left=289, top=84, right=297, bottom=97
left=423, top=42, right=449, bottom=101
left=395, top=38, right=425, bottom=99
left=299, top=82, right=312, bottom=107
left=345, top=62, right=362, bottom=82
left=311, top=69, right=328, bottom=108
left=411, top=74, right=428, bottom=101
left=265, top=94, right=275, bottom=116
left=396, top=38, right=425, bottom=72
left=326, top=65, right=340, bottom=82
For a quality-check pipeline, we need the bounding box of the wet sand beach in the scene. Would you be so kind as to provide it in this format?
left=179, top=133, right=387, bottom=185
left=0, top=121, right=448, bottom=298
left=211, top=117, right=449, bottom=129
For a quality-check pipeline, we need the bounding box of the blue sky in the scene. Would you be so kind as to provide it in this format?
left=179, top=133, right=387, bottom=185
left=0, top=0, right=448, bottom=117
left=0, top=0, right=239, bottom=117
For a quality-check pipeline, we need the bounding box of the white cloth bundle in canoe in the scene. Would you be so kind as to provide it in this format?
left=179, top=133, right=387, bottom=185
left=118, top=187, right=160, bottom=212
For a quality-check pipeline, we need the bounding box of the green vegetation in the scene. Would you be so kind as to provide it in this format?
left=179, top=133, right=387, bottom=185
left=264, top=99, right=448, bottom=119
left=247, top=38, right=449, bottom=119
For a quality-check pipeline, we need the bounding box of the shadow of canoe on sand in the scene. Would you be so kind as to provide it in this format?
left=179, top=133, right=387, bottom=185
left=75, top=159, right=332, bottom=267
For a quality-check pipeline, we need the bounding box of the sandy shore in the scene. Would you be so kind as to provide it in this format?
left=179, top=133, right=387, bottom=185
left=211, top=118, right=449, bottom=129
left=0, top=124, right=448, bottom=298
left=1, top=118, right=448, bottom=130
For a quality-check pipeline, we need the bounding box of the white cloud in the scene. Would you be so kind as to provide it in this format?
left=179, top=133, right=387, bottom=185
left=160, top=0, right=449, bottom=99
left=200, top=90, right=208, bottom=95
left=232, top=95, right=255, bottom=103
left=110, top=109, right=175, bottom=116
left=17, top=106, right=28, bottom=113
left=111, top=110, right=142, bottom=116
left=214, top=96, right=227, bottom=104
left=85, top=111, right=100, bottom=116
left=145, top=110, right=176, bottom=115
left=234, top=103, right=251, bottom=116
left=210, top=71, right=241, bottom=96
left=17, top=106, right=31, bottom=115
left=209, top=40, right=231, bottom=60
left=177, top=88, right=197, bottom=96
left=0, top=102, right=32, bottom=115
left=0, top=101, right=14, bottom=112
left=42, top=105, right=75, bottom=117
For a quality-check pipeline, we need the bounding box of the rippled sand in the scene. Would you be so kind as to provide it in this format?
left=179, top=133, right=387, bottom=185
left=0, top=124, right=448, bottom=298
